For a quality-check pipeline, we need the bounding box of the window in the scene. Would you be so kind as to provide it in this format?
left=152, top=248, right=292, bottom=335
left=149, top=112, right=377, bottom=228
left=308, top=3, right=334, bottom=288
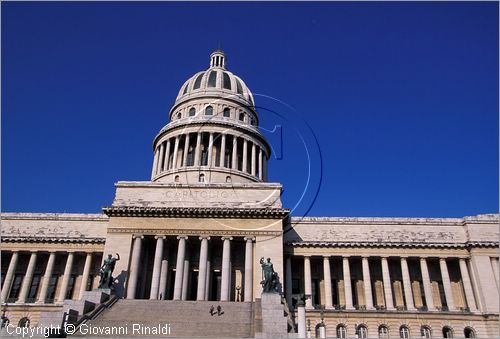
left=225, top=176, right=231, bottom=183
left=399, top=326, right=409, bottom=339
left=236, top=79, right=243, bottom=94
left=207, top=71, right=217, bottom=87
left=223, top=108, right=230, bottom=117
left=189, top=108, right=196, bottom=117
left=176, top=112, right=182, bottom=120
left=85, top=275, right=94, bottom=292
left=356, top=325, right=368, bottom=339
left=174, top=175, right=180, bottom=183
left=336, top=325, right=346, bottom=339
left=420, top=326, right=431, bottom=338
left=378, top=325, right=389, bottom=338
left=205, top=106, right=213, bottom=115
left=46, top=274, right=59, bottom=303
left=18, top=317, right=30, bottom=328
left=66, top=274, right=77, bottom=300
left=27, top=274, right=41, bottom=303
left=250, top=118, right=255, bottom=126
left=199, top=174, right=205, bottom=183
left=223, top=72, right=231, bottom=90
left=239, top=112, right=245, bottom=121
left=193, top=73, right=203, bottom=89
left=183, top=83, right=189, bottom=94
left=464, top=327, right=475, bottom=338
left=443, top=326, right=453, bottom=338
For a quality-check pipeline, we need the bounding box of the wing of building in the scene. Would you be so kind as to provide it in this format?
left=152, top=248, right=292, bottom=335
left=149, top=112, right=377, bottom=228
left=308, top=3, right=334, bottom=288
left=1, top=50, right=498, bottom=339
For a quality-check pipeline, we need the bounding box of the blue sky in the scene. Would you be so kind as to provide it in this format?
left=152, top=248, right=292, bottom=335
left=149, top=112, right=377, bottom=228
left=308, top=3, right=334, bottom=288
left=2, top=2, right=498, bottom=217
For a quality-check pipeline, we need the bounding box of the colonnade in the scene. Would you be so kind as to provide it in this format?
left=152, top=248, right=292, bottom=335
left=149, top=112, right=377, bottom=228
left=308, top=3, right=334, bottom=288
left=125, top=235, right=255, bottom=302
left=151, top=131, right=267, bottom=180
left=1, top=251, right=98, bottom=304
left=286, top=255, right=480, bottom=313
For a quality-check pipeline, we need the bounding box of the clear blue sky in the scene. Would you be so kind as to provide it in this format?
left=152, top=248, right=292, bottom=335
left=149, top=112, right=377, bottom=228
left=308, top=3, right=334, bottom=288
left=2, top=2, right=498, bottom=218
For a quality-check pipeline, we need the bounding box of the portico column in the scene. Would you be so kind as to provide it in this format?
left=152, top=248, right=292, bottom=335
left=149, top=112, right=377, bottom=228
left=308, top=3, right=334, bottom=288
left=381, top=257, right=395, bottom=310
left=220, top=134, right=226, bottom=167
left=323, top=256, right=334, bottom=309
left=126, top=235, right=143, bottom=299
left=400, top=257, right=415, bottom=310
left=419, top=257, right=436, bottom=311
left=197, top=236, right=210, bottom=300
left=151, top=147, right=159, bottom=178
left=1, top=251, right=19, bottom=303
left=459, top=258, right=477, bottom=311
left=182, top=134, right=190, bottom=167
left=207, top=133, right=214, bottom=167
left=173, top=236, right=188, bottom=300
left=251, top=143, right=256, bottom=176
left=164, top=139, right=171, bottom=170
left=231, top=136, right=238, bottom=170
left=194, top=133, right=202, bottom=166
left=157, top=142, right=165, bottom=174
left=361, top=257, right=374, bottom=310
left=491, top=258, right=499, bottom=290
left=342, top=256, right=354, bottom=310
left=258, top=148, right=263, bottom=180
left=150, top=236, right=166, bottom=300
left=79, top=253, right=93, bottom=299
left=159, top=259, right=168, bottom=300
left=242, top=139, right=248, bottom=173
left=17, top=251, right=37, bottom=304
left=57, top=252, right=75, bottom=302
left=37, top=252, right=56, bottom=303
left=285, top=256, right=293, bottom=308
left=439, top=258, right=456, bottom=311
left=220, top=237, right=232, bottom=301
left=244, top=237, right=254, bottom=302
left=181, top=255, right=190, bottom=301
left=304, top=256, right=313, bottom=309
left=172, top=135, right=180, bottom=169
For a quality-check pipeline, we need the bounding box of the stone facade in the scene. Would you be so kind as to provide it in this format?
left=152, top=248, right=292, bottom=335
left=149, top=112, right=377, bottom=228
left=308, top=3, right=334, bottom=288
left=1, top=51, right=498, bottom=338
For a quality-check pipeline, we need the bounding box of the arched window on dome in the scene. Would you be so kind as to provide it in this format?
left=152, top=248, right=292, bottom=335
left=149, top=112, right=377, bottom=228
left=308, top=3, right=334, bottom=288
left=183, top=83, right=189, bottom=95
left=189, top=108, right=196, bottom=117
left=239, top=112, right=245, bottom=121
left=225, top=176, right=231, bottom=183
left=174, top=175, right=179, bottom=183
left=176, top=112, right=182, bottom=120
left=420, top=326, right=431, bottom=339
left=236, top=79, right=243, bottom=94
left=193, top=73, right=203, bottom=89
left=399, top=325, right=410, bottom=338
left=205, top=106, right=213, bottom=116
left=464, top=327, right=475, bottom=338
left=199, top=174, right=205, bottom=183
left=378, top=325, right=389, bottom=338
left=223, top=108, right=230, bottom=118
left=336, top=325, right=346, bottom=339
left=443, top=326, right=453, bottom=338
left=207, top=71, right=217, bottom=87
left=223, top=72, right=231, bottom=90
left=356, top=325, right=368, bottom=339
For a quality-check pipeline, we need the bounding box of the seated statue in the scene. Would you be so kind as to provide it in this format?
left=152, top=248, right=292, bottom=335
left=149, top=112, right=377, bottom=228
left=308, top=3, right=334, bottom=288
left=98, top=253, right=120, bottom=289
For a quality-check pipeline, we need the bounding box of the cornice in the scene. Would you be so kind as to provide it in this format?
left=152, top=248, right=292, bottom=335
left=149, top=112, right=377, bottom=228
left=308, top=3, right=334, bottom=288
left=103, top=206, right=290, bottom=219
left=285, top=241, right=499, bottom=249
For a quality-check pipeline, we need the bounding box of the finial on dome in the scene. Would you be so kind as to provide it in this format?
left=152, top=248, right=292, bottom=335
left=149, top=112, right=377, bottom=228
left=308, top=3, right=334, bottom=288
left=210, top=49, right=226, bottom=69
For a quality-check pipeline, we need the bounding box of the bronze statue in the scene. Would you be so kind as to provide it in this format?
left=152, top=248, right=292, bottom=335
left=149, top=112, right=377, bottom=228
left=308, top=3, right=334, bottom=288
left=98, top=253, right=120, bottom=289
left=260, top=257, right=279, bottom=293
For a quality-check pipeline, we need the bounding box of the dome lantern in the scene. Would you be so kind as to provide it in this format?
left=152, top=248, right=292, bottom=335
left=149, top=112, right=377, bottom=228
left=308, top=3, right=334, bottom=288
left=210, top=50, right=226, bottom=69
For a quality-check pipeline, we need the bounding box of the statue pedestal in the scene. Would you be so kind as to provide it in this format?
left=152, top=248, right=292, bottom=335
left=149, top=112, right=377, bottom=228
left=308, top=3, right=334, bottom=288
left=255, top=293, right=288, bottom=338
left=82, top=289, right=111, bottom=304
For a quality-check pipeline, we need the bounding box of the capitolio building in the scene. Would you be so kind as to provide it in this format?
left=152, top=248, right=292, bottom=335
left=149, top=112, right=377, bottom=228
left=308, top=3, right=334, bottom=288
left=1, top=50, right=498, bottom=338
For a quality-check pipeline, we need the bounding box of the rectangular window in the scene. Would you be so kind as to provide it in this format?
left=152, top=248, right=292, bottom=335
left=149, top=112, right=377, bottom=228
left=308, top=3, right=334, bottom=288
left=65, top=274, right=77, bottom=300
left=27, top=274, right=41, bottom=303
left=86, top=275, right=94, bottom=291
left=8, top=274, right=24, bottom=301
left=46, top=274, right=59, bottom=303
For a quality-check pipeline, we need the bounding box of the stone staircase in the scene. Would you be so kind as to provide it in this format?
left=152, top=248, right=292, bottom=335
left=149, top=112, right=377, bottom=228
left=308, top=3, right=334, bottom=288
left=74, top=300, right=254, bottom=338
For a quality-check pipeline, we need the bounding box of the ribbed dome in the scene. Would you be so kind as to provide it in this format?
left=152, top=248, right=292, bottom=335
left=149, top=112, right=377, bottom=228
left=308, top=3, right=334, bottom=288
left=174, top=50, right=255, bottom=107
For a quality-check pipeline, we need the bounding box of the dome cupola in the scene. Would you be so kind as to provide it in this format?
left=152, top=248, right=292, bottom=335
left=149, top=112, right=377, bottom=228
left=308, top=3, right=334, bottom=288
left=150, top=50, right=270, bottom=185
